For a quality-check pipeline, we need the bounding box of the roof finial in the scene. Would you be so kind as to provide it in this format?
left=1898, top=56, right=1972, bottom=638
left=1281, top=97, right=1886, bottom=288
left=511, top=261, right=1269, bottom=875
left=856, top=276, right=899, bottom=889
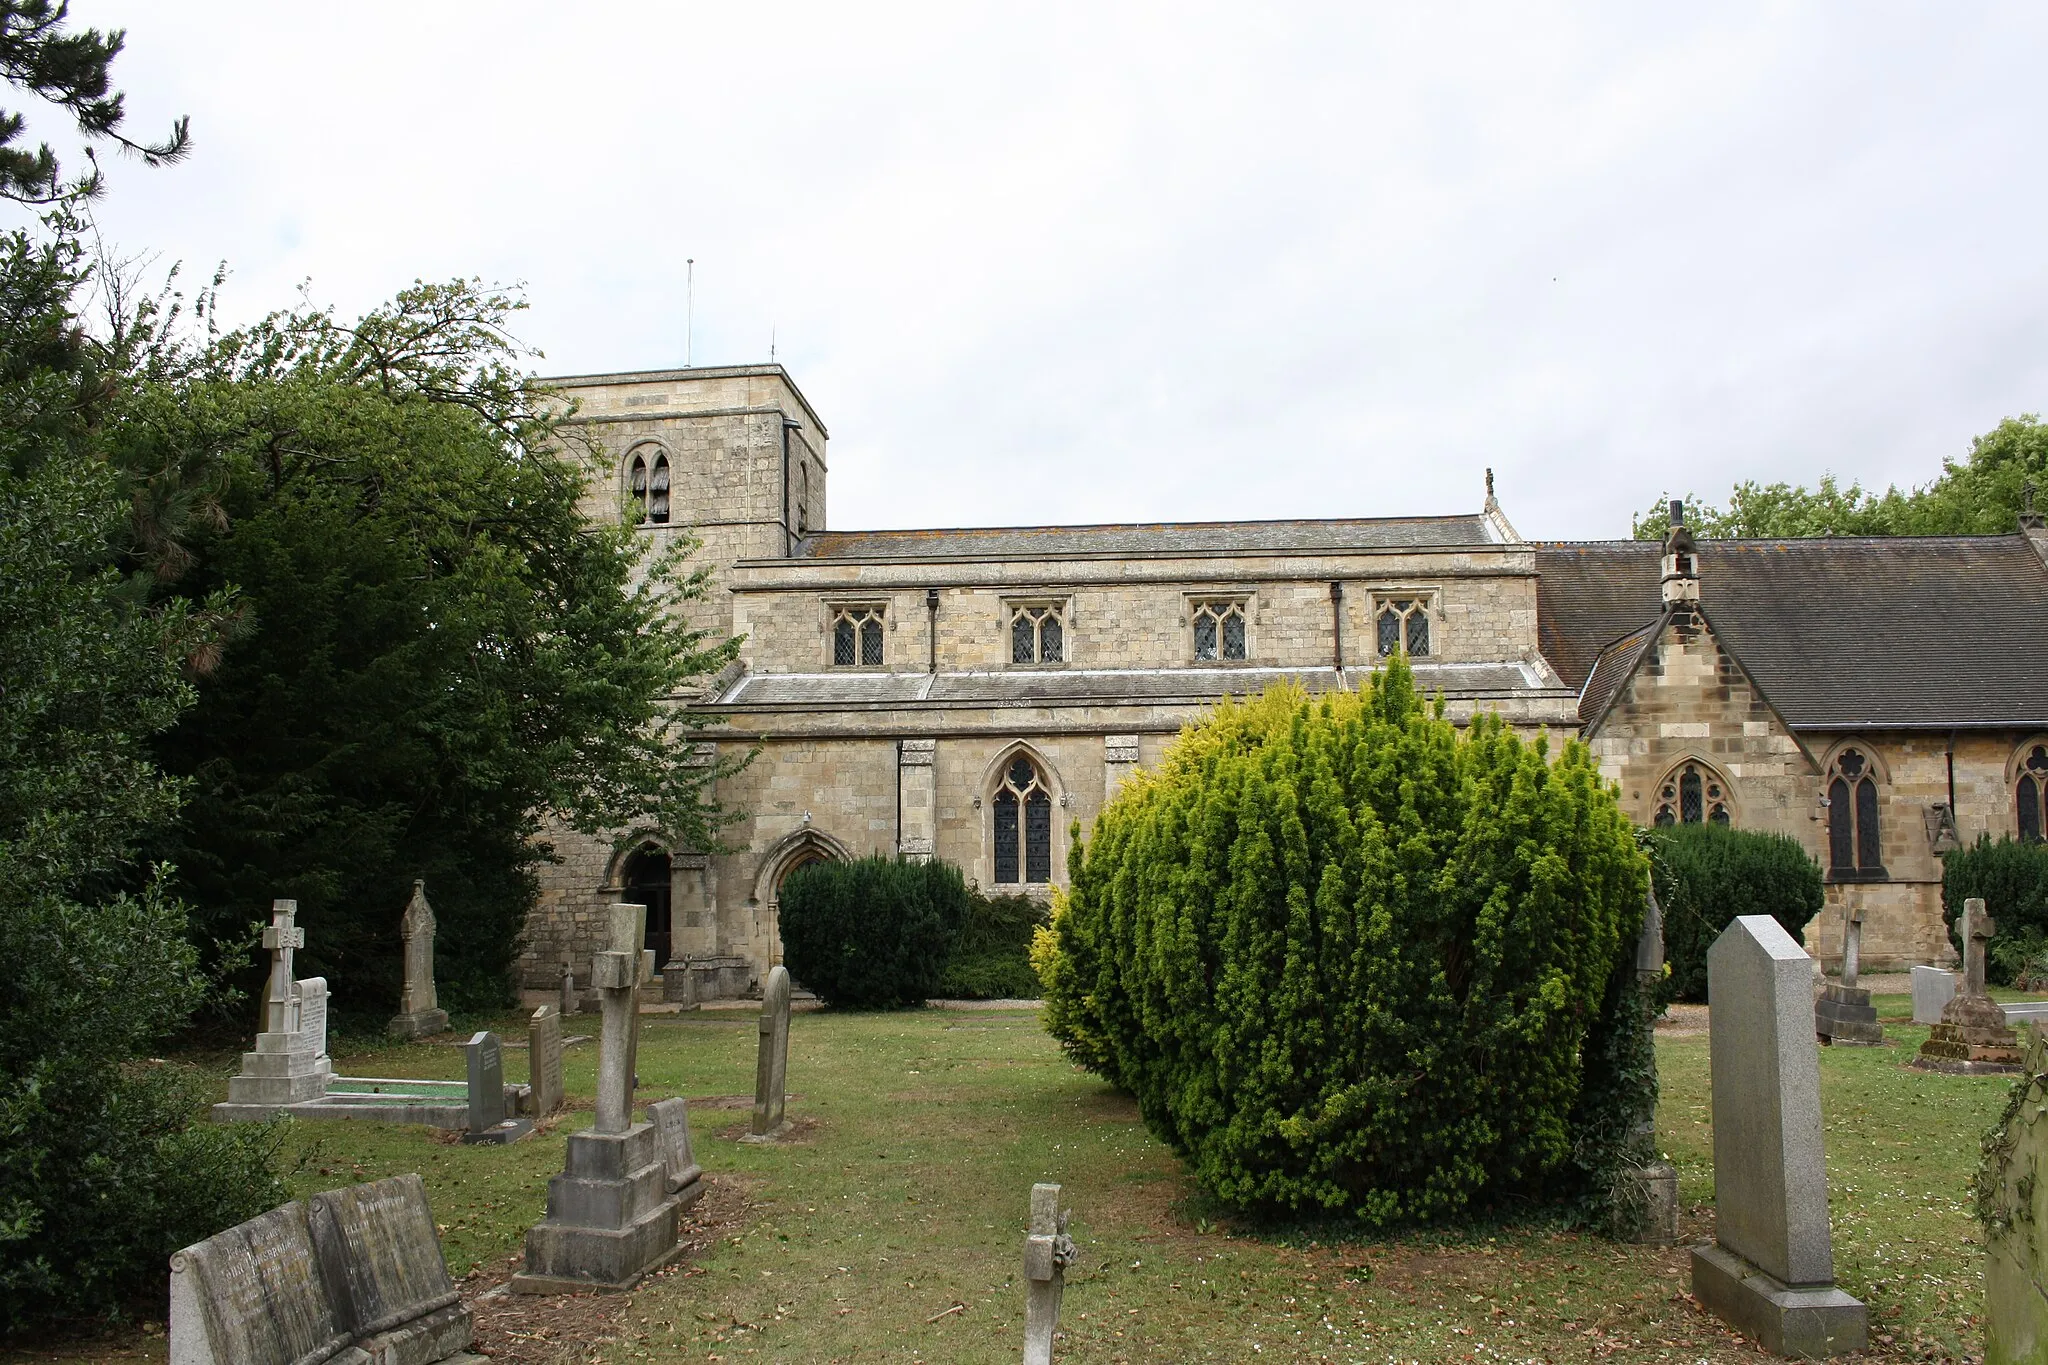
left=1484, top=467, right=1495, bottom=500
left=1669, top=498, right=1684, bottom=529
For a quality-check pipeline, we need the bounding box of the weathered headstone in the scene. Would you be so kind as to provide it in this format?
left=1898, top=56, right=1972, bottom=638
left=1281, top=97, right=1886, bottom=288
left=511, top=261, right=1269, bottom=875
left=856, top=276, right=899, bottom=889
left=388, top=880, right=451, bottom=1040
left=1623, top=886, right=1679, bottom=1246
left=219, top=901, right=329, bottom=1112
left=168, top=1200, right=351, bottom=1365
left=290, top=977, right=333, bottom=1085
left=529, top=1004, right=565, bottom=1118
left=1021, top=1182, right=1076, bottom=1365
left=1690, top=915, right=1867, bottom=1357
left=463, top=1030, right=530, bottom=1144
left=1983, top=1021, right=2048, bottom=1364
left=1915, top=897, right=2022, bottom=1074
left=1912, top=964, right=1957, bottom=1025
left=514, top=902, right=683, bottom=1293
left=560, top=959, right=579, bottom=1018
left=306, top=1175, right=476, bottom=1363
left=742, top=965, right=794, bottom=1142
left=647, top=1097, right=706, bottom=1207
left=1815, top=908, right=1883, bottom=1046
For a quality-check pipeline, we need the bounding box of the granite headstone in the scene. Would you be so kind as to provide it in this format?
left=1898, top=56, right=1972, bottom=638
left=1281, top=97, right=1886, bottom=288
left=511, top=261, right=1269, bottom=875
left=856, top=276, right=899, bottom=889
left=463, top=1030, right=530, bottom=1144
left=1911, top=965, right=1957, bottom=1026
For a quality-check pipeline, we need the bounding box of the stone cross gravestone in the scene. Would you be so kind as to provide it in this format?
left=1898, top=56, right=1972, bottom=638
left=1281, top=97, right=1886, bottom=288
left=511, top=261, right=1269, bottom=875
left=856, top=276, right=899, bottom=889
left=743, top=965, right=794, bottom=1142
left=1911, top=964, right=1958, bottom=1025
left=222, top=901, right=329, bottom=1110
left=1915, top=897, right=2022, bottom=1074
left=1983, top=1021, right=2048, bottom=1363
left=529, top=1004, right=565, bottom=1118
left=1815, top=908, right=1883, bottom=1046
left=463, top=1030, right=531, bottom=1144
left=306, top=1174, right=476, bottom=1363
left=1690, top=915, right=1867, bottom=1357
left=514, top=902, right=683, bottom=1293
left=646, top=1097, right=706, bottom=1207
left=560, top=959, right=578, bottom=1018
left=1021, top=1182, right=1076, bottom=1365
left=388, top=880, right=451, bottom=1040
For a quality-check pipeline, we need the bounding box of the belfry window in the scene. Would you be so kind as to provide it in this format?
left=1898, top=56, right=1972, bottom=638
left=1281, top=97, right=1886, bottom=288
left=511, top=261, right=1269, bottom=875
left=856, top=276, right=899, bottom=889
left=1826, top=748, right=1885, bottom=878
left=628, top=449, right=671, bottom=526
left=992, top=753, right=1052, bottom=884
left=2017, top=744, right=2048, bottom=841
left=1375, top=597, right=1430, bottom=657
left=1192, top=600, right=1248, bottom=661
left=1010, top=604, right=1065, bottom=664
left=1653, top=761, right=1731, bottom=827
left=831, top=605, right=885, bottom=667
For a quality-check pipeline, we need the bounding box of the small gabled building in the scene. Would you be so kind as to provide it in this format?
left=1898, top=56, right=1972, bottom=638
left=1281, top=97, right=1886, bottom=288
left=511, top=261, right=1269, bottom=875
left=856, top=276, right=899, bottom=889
left=1536, top=506, right=2048, bottom=970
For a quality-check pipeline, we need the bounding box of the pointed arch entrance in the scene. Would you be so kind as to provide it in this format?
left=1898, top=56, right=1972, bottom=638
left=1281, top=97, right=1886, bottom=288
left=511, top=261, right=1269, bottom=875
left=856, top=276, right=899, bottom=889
left=620, top=843, right=673, bottom=968
left=751, top=827, right=853, bottom=966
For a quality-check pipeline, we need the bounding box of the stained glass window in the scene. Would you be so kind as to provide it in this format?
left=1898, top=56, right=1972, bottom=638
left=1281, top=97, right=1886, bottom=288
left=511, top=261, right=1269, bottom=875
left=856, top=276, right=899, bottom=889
left=1192, top=601, right=1248, bottom=662
left=1827, top=777, right=1854, bottom=871
left=1655, top=761, right=1733, bottom=828
left=831, top=606, right=884, bottom=667
left=993, top=753, right=1053, bottom=884
left=2017, top=746, right=2048, bottom=842
left=1010, top=605, right=1066, bottom=664
left=1376, top=598, right=1431, bottom=658
left=1826, top=749, right=1883, bottom=876
left=1680, top=769, right=1702, bottom=823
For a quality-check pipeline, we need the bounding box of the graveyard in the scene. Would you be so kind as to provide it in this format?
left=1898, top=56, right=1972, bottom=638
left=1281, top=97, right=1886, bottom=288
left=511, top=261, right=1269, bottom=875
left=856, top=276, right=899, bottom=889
left=1, top=973, right=2029, bottom=1365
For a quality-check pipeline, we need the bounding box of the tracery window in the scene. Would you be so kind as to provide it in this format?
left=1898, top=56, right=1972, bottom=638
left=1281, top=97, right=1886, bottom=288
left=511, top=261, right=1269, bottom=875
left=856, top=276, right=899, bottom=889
left=992, top=753, right=1052, bottom=884
left=1010, top=603, right=1065, bottom=664
left=1652, top=761, right=1731, bottom=827
left=1192, top=599, right=1248, bottom=661
left=831, top=605, right=885, bottom=667
left=2017, top=744, right=2048, bottom=841
left=1826, top=748, right=1885, bottom=878
left=1375, top=597, right=1431, bottom=658
left=627, top=449, right=671, bottom=526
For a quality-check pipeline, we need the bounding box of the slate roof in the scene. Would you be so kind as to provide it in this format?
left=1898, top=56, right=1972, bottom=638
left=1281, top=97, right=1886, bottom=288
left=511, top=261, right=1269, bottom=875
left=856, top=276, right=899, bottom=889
left=798, top=514, right=1499, bottom=561
left=1534, top=536, right=2048, bottom=729
left=713, top=661, right=1556, bottom=710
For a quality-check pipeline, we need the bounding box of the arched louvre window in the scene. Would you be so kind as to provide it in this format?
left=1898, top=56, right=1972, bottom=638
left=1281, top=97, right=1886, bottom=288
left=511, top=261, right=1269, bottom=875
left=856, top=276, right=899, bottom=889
left=831, top=605, right=885, bottom=667
left=1653, top=760, right=1731, bottom=827
left=1375, top=598, right=1430, bottom=657
left=627, top=449, right=671, bottom=526
left=647, top=453, right=671, bottom=524
left=628, top=453, right=649, bottom=523
left=992, top=754, right=1052, bottom=884
left=2017, top=744, right=2048, bottom=842
left=1826, top=748, right=1884, bottom=877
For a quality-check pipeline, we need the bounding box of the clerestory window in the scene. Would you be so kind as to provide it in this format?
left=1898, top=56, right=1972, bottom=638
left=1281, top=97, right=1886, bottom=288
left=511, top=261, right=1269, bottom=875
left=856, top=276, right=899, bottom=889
left=992, top=753, right=1053, bottom=884
left=2017, top=744, right=2048, bottom=841
left=627, top=449, right=671, bottom=526
left=1826, top=748, right=1885, bottom=879
left=1010, top=603, right=1065, bottom=665
left=1375, top=597, right=1431, bottom=657
left=1653, top=761, right=1732, bottom=827
left=831, top=605, right=885, bottom=667
left=1192, top=599, right=1248, bottom=662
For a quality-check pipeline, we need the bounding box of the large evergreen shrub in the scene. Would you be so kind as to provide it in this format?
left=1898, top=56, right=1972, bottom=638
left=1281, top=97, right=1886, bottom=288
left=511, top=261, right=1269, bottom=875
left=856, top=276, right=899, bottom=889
left=1943, top=836, right=2048, bottom=985
left=1647, top=823, right=1824, bottom=1004
left=1037, top=658, right=1648, bottom=1225
left=938, top=890, right=1046, bottom=1000
left=778, top=856, right=969, bottom=1008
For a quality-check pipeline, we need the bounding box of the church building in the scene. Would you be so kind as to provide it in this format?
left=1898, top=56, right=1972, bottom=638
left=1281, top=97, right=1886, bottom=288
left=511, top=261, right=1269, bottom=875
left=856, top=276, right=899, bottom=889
left=521, top=363, right=2048, bottom=994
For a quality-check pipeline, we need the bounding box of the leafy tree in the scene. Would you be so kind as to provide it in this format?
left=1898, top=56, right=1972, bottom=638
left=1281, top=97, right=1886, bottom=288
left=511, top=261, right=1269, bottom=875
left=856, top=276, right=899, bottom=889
left=0, top=1, right=188, bottom=202
left=1645, top=823, right=1824, bottom=1004
left=778, top=856, right=969, bottom=1008
left=1633, top=416, right=2048, bottom=539
left=1037, top=659, right=1649, bottom=1226
left=130, top=283, right=746, bottom=1013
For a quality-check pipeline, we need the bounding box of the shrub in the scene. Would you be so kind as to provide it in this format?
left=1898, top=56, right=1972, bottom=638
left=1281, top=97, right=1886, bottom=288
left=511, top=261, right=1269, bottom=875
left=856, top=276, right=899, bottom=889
left=1942, top=836, right=2048, bottom=986
left=778, top=856, right=970, bottom=1008
left=1037, top=658, right=1649, bottom=1226
left=938, top=891, right=1047, bottom=1000
left=1647, top=823, right=1825, bottom=1005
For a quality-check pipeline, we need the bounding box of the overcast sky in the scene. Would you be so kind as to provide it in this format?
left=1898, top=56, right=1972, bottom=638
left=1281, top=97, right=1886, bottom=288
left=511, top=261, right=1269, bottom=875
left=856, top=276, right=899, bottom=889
left=46, top=3, right=2048, bottom=539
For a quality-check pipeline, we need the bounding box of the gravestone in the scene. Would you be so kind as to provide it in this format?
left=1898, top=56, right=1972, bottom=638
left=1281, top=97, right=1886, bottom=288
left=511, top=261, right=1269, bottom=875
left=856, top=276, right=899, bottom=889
left=560, top=959, right=579, bottom=1018
left=646, top=1097, right=706, bottom=1207
left=167, top=1199, right=352, bottom=1365
left=290, top=977, right=333, bottom=1085
left=1690, top=915, right=1867, bottom=1357
left=1815, top=908, right=1883, bottom=1046
left=221, top=901, right=329, bottom=1110
left=388, top=880, right=451, bottom=1039
left=742, top=965, right=794, bottom=1142
left=1983, top=1021, right=2048, bottom=1364
left=1915, top=898, right=2022, bottom=1074
left=529, top=1004, right=565, bottom=1118
left=463, top=1030, right=530, bottom=1144
left=1912, top=965, right=1957, bottom=1025
left=306, top=1175, right=476, bottom=1364
left=1624, top=886, right=1679, bottom=1245
left=1021, top=1182, right=1076, bottom=1365
left=514, top=902, right=683, bottom=1293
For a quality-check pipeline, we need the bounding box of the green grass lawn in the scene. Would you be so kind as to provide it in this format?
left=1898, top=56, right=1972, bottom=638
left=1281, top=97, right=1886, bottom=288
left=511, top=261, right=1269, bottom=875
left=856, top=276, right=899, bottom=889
left=8, top=991, right=2020, bottom=1363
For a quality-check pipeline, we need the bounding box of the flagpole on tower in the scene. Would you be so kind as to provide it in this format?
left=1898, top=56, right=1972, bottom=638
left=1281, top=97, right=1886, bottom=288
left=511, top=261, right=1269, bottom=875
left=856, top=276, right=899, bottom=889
left=686, top=258, right=694, bottom=368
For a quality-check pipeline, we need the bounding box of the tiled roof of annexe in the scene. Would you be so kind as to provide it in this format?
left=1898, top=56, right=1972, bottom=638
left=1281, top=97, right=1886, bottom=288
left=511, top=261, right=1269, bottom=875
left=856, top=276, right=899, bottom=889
left=798, top=514, right=1500, bottom=561
left=1534, top=536, right=2048, bottom=729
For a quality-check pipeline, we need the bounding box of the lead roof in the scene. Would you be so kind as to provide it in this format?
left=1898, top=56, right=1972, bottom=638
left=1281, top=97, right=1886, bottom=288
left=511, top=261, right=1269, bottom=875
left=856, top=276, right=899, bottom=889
left=798, top=514, right=1500, bottom=561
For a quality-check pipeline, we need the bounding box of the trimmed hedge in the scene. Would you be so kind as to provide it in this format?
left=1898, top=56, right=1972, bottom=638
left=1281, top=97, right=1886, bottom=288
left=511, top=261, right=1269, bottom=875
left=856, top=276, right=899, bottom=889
left=1035, top=658, right=1651, bottom=1227
left=938, top=891, right=1047, bottom=1000
left=1943, top=836, right=2048, bottom=986
left=777, top=855, right=969, bottom=1008
left=1646, top=823, right=1825, bottom=1005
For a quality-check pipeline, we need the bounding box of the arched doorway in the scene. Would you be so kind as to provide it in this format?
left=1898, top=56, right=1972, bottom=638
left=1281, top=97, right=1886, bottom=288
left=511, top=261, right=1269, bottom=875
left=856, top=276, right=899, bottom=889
left=621, top=844, right=674, bottom=967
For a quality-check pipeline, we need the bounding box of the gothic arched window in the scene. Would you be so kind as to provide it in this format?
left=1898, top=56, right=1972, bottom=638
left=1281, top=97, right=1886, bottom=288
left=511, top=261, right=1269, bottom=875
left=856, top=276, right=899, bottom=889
left=1826, top=748, right=1885, bottom=878
left=1375, top=597, right=1430, bottom=657
left=2017, top=744, right=2048, bottom=841
left=627, top=449, right=672, bottom=526
left=992, top=753, right=1052, bottom=885
left=831, top=605, right=885, bottom=667
left=1010, top=604, right=1065, bottom=664
left=1652, top=760, right=1732, bottom=827
left=1192, top=599, right=1248, bottom=661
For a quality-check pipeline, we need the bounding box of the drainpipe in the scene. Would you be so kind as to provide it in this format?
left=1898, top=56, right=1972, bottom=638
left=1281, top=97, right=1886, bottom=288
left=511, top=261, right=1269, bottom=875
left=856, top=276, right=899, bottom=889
left=1329, top=581, right=1345, bottom=679
left=926, top=588, right=939, bottom=674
